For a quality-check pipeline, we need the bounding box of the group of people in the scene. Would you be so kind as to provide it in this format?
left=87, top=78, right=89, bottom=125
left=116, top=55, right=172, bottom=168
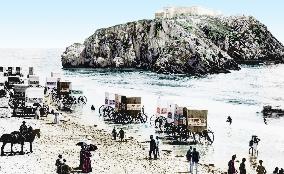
left=186, top=146, right=200, bottom=174
left=112, top=127, right=125, bottom=141
left=55, top=155, right=71, bottom=174
left=273, top=167, right=284, bottom=174
left=149, top=135, right=160, bottom=159
left=228, top=155, right=268, bottom=174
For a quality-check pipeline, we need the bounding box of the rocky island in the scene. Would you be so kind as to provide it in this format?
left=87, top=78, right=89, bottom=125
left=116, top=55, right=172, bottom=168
left=61, top=6, right=284, bottom=75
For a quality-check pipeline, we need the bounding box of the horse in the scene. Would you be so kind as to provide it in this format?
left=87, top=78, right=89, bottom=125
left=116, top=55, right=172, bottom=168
left=0, top=128, right=40, bottom=156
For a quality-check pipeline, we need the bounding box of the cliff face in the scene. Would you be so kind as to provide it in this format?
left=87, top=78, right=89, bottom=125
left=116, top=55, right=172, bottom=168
left=61, top=15, right=284, bottom=75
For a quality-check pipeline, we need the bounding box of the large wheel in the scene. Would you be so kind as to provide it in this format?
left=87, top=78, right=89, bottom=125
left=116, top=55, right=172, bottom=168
left=176, top=124, right=190, bottom=141
left=98, top=105, right=105, bottom=116
left=164, top=122, right=175, bottom=136
left=141, top=113, right=147, bottom=123
left=206, top=130, right=214, bottom=144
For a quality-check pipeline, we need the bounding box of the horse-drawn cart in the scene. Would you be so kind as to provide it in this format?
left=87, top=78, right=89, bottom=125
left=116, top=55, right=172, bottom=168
left=28, top=75, right=40, bottom=87
left=0, top=77, right=6, bottom=97
left=6, top=76, right=23, bottom=89
left=11, top=87, right=47, bottom=117
left=155, top=102, right=214, bottom=144
left=99, top=92, right=147, bottom=124
left=49, top=79, right=85, bottom=112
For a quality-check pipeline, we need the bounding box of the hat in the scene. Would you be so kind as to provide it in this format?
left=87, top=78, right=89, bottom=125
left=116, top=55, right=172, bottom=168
left=22, top=121, right=26, bottom=124
left=259, top=160, right=263, bottom=163
left=58, top=154, right=62, bottom=158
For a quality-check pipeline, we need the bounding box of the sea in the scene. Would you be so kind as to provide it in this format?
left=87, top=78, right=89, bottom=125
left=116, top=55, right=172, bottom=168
left=1, top=48, right=284, bottom=172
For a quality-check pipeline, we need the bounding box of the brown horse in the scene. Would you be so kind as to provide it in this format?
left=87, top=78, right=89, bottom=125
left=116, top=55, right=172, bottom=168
left=0, top=128, right=40, bottom=155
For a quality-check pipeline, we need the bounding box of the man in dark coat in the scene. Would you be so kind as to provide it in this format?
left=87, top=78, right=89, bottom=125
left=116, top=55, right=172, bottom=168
left=119, top=128, right=125, bottom=142
left=192, top=148, right=200, bottom=174
left=228, top=155, right=237, bottom=174
left=186, top=146, right=193, bottom=173
left=82, top=150, right=92, bottom=173
left=112, top=127, right=117, bottom=140
left=20, top=121, right=28, bottom=134
left=149, top=135, right=156, bottom=159
left=239, top=158, right=246, bottom=174
left=55, top=154, right=63, bottom=174
left=256, top=160, right=267, bottom=174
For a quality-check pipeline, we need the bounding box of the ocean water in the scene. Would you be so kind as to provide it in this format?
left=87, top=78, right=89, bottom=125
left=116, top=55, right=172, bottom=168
left=1, top=48, right=284, bottom=172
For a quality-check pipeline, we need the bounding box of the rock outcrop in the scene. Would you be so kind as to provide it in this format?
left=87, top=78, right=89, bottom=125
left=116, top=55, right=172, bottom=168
left=61, top=14, right=284, bottom=75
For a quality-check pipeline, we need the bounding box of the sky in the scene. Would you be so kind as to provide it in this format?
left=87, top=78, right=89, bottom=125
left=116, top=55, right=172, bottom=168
left=0, top=0, right=283, bottom=48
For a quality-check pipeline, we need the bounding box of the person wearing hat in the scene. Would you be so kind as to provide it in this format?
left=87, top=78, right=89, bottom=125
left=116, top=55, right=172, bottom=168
left=239, top=158, right=246, bottom=174
left=256, top=160, right=267, bottom=174
left=112, top=127, right=117, bottom=140
left=191, top=148, right=200, bottom=174
left=228, top=155, right=237, bottom=174
left=20, top=121, right=28, bottom=135
left=149, top=135, right=156, bottom=159
left=55, top=154, right=63, bottom=174
left=119, top=128, right=125, bottom=142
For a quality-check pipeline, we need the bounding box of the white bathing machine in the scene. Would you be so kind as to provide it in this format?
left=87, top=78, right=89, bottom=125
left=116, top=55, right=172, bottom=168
left=25, top=87, right=44, bottom=107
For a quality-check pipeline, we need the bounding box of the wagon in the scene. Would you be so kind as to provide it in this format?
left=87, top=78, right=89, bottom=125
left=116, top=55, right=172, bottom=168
left=70, top=85, right=87, bottom=105
left=57, top=80, right=72, bottom=98
left=4, top=67, right=23, bottom=77
left=25, top=87, right=44, bottom=107
left=11, top=87, right=48, bottom=117
left=155, top=102, right=214, bottom=144
left=99, top=92, right=147, bottom=124
left=6, top=76, right=23, bottom=89
left=28, top=75, right=40, bottom=87
left=0, top=78, right=6, bottom=97
left=8, top=84, right=29, bottom=108
left=45, top=77, right=57, bottom=90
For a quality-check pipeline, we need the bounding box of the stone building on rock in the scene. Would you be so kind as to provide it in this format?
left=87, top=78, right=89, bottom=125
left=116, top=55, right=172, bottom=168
left=155, top=6, right=222, bottom=19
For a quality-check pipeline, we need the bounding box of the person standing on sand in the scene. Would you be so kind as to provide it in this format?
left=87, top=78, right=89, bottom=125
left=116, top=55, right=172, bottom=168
left=55, top=154, right=63, bottom=174
left=239, top=158, right=246, bottom=174
left=112, top=127, right=117, bottom=140
left=228, top=155, right=237, bottom=174
left=79, top=146, right=85, bottom=170
left=142, top=105, right=145, bottom=114
left=155, top=136, right=160, bottom=158
left=35, top=106, right=40, bottom=119
left=273, top=167, right=279, bottom=174
left=191, top=148, right=200, bottom=174
left=82, top=147, right=92, bottom=173
left=256, top=160, right=267, bottom=174
left=119, top=128, right=125, bottom=142
left=149, top=135, right=157, bottom=159
left=186, top=146, right=193, bottom=173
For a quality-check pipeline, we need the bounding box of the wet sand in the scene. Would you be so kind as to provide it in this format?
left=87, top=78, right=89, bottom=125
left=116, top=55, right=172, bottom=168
left=0, top=98, right=223, bottom=174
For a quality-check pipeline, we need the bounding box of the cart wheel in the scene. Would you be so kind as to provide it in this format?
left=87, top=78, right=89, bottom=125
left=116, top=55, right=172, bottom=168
left=98, top=105, right=105, bottom=116
left=206, top=130, right=214, bottom=144
left=142, top=113, right=147, bottom=123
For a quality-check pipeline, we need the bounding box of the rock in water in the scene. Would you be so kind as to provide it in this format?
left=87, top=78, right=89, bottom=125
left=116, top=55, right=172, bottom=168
left=61, top=14, right=284, bottom=75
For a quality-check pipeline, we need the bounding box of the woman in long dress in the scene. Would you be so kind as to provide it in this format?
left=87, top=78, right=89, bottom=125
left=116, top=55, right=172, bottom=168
left=82, top=149, right=92, bottom=173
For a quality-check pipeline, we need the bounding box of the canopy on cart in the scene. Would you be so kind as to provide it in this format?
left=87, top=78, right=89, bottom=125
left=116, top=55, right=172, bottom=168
left=25, top=87, right=44, bottom=106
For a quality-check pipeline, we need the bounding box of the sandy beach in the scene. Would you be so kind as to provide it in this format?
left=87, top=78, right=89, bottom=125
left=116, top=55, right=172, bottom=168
left=0, top=97, right=224, bottom=174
